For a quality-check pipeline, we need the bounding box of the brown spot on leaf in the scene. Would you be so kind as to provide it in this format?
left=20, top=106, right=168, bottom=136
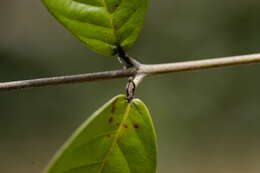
left=123, top=123, right=128, bottom=128
left=111, top=99, right=117, bottom=113
left=106, top=134, right=112, bottom=138
left=114, top=4, right=119, bottom=8
left=116, top=123, right=120, bottom=126
left=108, top=117, right=113, bottom=124
left=133, top=124, right=139, bottom=128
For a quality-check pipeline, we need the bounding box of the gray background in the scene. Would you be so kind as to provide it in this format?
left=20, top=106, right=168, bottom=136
left=1, top=0, right=260, bottom=172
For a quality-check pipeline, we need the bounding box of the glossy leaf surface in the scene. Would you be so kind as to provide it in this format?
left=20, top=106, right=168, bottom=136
left=42, top=0, right=148, bottom=56
left=44, top=95, right=157, bottom=173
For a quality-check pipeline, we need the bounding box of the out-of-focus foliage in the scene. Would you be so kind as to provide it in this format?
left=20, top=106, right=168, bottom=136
left=0, top=0, right=260, bottom=173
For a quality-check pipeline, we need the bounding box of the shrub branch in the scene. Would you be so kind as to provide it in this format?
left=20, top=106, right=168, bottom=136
left=1, top=53, right=260, bottom=91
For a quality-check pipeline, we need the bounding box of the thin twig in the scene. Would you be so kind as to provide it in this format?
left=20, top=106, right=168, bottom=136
left=1, top=53, right=260, bottom=91
left=140, top=53, right=260, bottom=75
left=0, top=68, right=136, bottom=91
left=133, top=74, right=146, bottom=87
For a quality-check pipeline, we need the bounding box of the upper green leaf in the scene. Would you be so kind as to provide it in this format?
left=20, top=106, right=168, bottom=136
left=44, top=95, right=157, bottom=173
left=42, top=0, right=148, bottom=56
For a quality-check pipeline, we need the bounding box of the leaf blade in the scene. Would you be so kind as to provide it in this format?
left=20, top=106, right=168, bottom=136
left=44, top=95, right=157, bottom=173
left=42, top=0, right=148, bottom=56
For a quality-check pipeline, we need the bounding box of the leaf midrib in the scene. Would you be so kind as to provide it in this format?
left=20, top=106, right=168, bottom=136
left=63, top=0, right=140, bottom=47
left=97, top=103, right=131, bottom=173
left=101, top=0, right=118, bottom=44
left=70, top=0, right=118, bottom=44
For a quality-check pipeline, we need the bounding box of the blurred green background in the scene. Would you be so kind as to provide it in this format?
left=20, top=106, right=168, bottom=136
left=1, top=0, right=260, bottom=172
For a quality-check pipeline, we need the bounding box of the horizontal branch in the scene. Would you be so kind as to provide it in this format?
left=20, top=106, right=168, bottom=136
left=0, top=69, right=137, bottom=91
left=1, top=53, right=260, bottom=91
left=140, top=53, right=260, bottom=75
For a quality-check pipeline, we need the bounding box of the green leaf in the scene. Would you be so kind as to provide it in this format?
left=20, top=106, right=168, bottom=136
left=42, top=0, right=148, bottom=56
left=44, top=95, right=157, bottom=173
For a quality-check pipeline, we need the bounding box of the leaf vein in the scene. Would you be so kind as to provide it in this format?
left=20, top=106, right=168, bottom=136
left=78, top=34, right=115, bottom=45
left=72, top=0, right=103, bottom=8
left=116, top=143, right=133, bottom=173
left=117, top=7, right=141, bottom=31
left=98, top=104, right=131, bottom=173
left=64, top=161, right=103, bottom=173
left=55, top=10, right=111, bottom=29
left=74, top=130, right=118, bottom=149
left=128, top=115, right=148, bottom=155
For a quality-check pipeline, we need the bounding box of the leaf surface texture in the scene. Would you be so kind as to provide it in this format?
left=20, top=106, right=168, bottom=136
left=44, top=95, right=157, bottom=173
left=42, top=0, right=148, bottom=55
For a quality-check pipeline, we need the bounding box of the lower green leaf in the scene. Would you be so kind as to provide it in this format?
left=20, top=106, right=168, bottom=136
left=44, top=94, right=157, bottom=173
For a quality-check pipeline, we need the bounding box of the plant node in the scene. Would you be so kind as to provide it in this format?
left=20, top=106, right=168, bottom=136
left=116, top=46, right=141, bottom=102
